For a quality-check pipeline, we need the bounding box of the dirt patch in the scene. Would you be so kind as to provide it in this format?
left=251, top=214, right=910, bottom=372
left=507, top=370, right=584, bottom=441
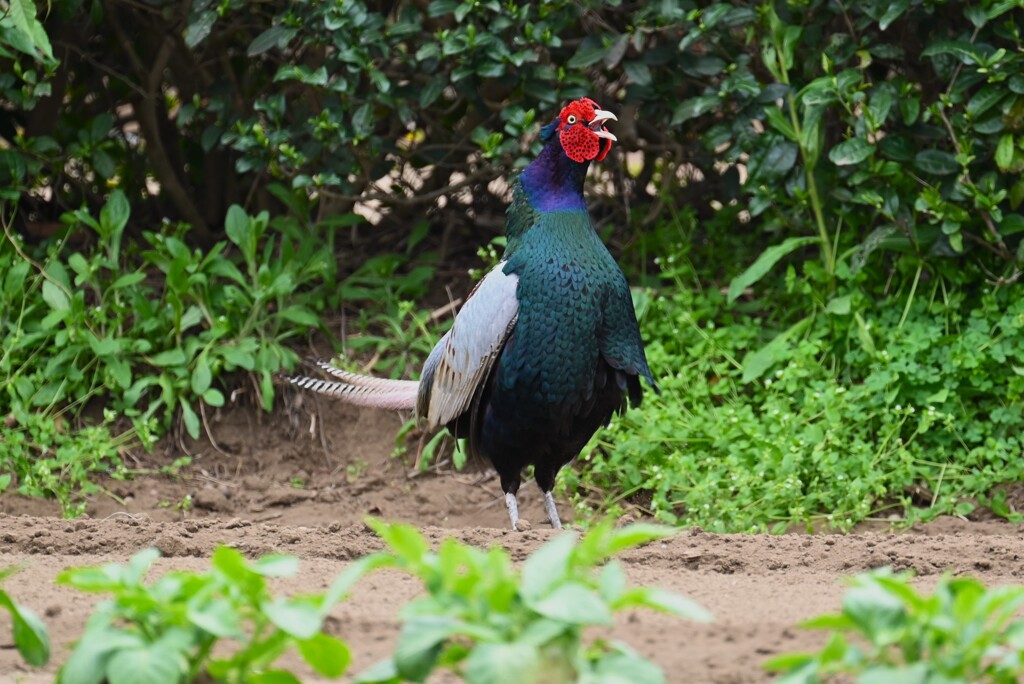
left=2, top=400, right=1024, bottom=683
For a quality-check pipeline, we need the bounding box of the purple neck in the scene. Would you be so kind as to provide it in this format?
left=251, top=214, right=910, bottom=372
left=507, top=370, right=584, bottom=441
left=519, top=139, right=589, bottom=213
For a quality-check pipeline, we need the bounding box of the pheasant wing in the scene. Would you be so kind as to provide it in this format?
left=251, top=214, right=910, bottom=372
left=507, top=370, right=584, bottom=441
left=418, top=262, right=519, bottom=429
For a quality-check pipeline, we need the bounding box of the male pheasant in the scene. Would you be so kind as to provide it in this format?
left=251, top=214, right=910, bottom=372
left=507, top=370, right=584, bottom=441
left=290, top=97, right=657, bottom=530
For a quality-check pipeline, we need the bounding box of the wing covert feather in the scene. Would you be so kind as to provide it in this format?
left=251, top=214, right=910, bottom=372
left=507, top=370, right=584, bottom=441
left=423, top=262, right=519, bottom=429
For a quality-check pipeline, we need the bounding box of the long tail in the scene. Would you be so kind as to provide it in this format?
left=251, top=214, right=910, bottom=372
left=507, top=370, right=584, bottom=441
left=288, top=359, right=419, bottom=410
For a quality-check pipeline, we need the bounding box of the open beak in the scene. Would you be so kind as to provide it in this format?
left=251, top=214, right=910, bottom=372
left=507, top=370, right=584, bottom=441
left=590, top=109, right=618, bottom=141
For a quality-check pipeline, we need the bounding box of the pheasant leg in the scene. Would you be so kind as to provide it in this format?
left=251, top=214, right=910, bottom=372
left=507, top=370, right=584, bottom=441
left=543, top=491, right=563, bottom=529
left=505, top=492, right=521, bottom=531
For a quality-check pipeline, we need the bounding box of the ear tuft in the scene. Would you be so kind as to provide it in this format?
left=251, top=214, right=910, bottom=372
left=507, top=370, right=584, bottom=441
left=539, top=118, right=559, bottom=142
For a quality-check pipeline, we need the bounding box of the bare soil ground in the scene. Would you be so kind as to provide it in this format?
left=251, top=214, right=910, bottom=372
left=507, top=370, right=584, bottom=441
left=2, top=400, right=1023, bottom=683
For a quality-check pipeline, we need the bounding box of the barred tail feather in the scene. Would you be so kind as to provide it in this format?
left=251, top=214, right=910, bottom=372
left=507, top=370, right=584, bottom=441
left=289, top=375, right=418, bottom=410
left=314, top=359, right=419, bottom=391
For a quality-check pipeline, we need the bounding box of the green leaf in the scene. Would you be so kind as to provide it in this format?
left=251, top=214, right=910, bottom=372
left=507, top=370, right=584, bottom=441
left=5, top=599, right=50, bottom=666
left=826, top=295, right=852, bottom=315
left=322, top=553, right=394, bottom=610
left=521, top=532, right=577, bottom=601
left=427, top=0, right=458, bottom=17
left=964, top=4, right=988, bottom=27
left=298, top=633, right=351, bottom=677
left=531, top=582, right=612, bottom=625
left=671, top=95, right=719, bottom=125
left=763, top=652, right=815, bottom=672
left=394, top=616, right=456, bottom=681
left=353, top=658, right=400, bottom=684
left=106, top=645, right=186, bottom=684
left=186, top=601, right=240, bottom=638
left=914, top=149, right=959, bottom=175
left=190, top=357, right=212, bottom=395
left=588, top=649, right=666, bottom=684
left=89, top=334, right=122, bottom=357
left=2, top=0, right=55, bottom=62
left=419, top=75, right=446, bottom=108
left=224, top=204, right=253, bottom=258
left=858, top=663, right=928, bottom=684
left=184, top=9, right=217, bottom=48
left=42, top=280, right=70, bottom=312
left=728, top=237, right=817, bottom=303
left=100, top=189, right=130, bottom=237
left=764, top=106, right=797, bottom=141
left=878, top=0, right=910, bottom=30
left=598, top=560, right=627, bottom=602
left=966, top=84, right=1005, bottom=118
left=252, top=555, right=299, bottom=578
left=829, top=138, right=875, bottom=166
left=748, top=138, right=798, bottom=183
left=262, top=599, right=322, bottom=639
left=867, top=87, right=894, bottom=125
left=463, top=643, right=542, bottom=684
left=900, top=97, right=920, bottom=125
left=741, top=317, right=811, bottom=384
left=180, top=398, right=200, bottom=440
left=995, top=134, right=1014, bottom=170
left=149, top=349, right=187, bottom=367
left=368, top=520, right=429, bottom=565
left=921, top=40, right=977, bottom=63
left=614, top=587, right=712, bottom=622
left=567, top=44, right=609, bottom=69
left=202, top=388, right=224, bottom=407
left=623, top=60, right=652, bottom=86
left=110, top=272, right=146, bottom=289
left=59, top=628, right=144, bottom=684
left=605, top=523, right=676, bottom=555
left=248, top=671, right=303, bottom=684
left=353, top=103, right=374, bottom=137
left=248, top=25, right=298, bottom=56
left=842, top=583, right=907, bottom=645
left=277, top=306, right=320, bottom=327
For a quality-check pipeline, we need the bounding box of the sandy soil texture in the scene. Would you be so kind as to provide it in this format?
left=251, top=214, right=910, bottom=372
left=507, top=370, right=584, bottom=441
left=2, top=400, right=1022, bottom=683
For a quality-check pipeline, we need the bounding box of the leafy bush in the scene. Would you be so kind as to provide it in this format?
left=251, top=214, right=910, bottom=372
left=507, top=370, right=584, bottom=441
left=767, top=568, right=1024, bottom=683
left=358, top=519, right=710, bottom=684
left=0, top=194, right=337, bottom=513
left=56, top=546, right=376, bottom=684
left=572, top=206, right=1024, bottom=532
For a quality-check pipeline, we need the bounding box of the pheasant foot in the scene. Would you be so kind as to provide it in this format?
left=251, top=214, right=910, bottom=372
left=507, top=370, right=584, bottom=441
left=505, top=492, right=523, bottom=531
left=543, top=491, right=563, bottom=529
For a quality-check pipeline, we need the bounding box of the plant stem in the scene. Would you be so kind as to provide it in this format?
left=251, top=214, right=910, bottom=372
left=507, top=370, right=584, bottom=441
left=773, top=37, right=835, bottom=286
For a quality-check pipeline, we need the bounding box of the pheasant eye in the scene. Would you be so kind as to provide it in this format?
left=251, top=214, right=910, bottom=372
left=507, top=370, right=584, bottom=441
left=566, top=115, right=577, bottom=125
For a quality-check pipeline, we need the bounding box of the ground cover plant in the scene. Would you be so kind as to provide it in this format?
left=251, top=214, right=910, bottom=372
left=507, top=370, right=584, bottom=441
left=767, top=568, right=1024, bottom=683
left=356, top=520, right=711, bottom=684
left=0, top=195, right=337, bottom=515
left=55, top=546, right=371, bottom=684
left=3, top=521, right=708, bottom=683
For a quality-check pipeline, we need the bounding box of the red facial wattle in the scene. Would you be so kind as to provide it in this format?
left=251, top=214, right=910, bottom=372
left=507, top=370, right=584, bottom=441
left=555, top=98, right=618, bottom=163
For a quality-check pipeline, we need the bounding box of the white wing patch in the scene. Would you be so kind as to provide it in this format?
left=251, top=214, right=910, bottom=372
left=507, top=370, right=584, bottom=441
left=424, top=262, right=519, bottom=429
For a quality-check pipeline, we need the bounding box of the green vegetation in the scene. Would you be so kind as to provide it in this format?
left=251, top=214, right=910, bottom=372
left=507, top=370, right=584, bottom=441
left=768, top=568, right=1024, bottom=683
left=56, top=546, right=373, bottom=684
left=2, top=0, right=1024, bottom=531
left=0, top=566, right=50, bottom=668
left=0, top=521, right=705, bottom=682
left=357, top=520, right=710, bottom=684
left=0, top=195, right=338, bottom=514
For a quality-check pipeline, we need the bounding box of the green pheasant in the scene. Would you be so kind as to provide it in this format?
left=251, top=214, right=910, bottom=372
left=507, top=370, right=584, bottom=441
left=291, top=97, right=657, bottom=530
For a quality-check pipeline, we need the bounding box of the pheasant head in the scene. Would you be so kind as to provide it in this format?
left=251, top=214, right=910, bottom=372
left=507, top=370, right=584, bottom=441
left=541, top=97, right=618, bottom=163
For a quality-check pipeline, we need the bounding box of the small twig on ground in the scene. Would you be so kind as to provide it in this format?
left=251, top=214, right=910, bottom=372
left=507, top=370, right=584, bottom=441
left=199, top=401, right=227, bottom=456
